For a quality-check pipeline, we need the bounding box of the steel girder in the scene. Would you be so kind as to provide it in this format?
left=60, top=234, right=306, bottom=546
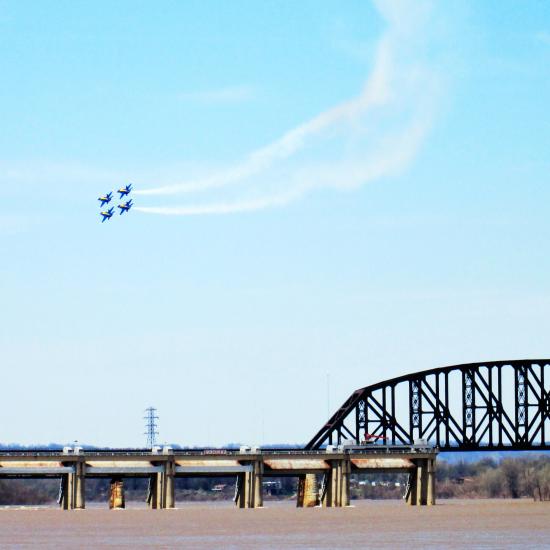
left=305, top=360, right=550, bottom=451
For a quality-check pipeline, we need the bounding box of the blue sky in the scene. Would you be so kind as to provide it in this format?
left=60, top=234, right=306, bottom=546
left=1, top=1, right=549, bottom=447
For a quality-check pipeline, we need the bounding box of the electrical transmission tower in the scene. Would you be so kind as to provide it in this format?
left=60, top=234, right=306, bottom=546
left=144, top=407, right=159, bottom=448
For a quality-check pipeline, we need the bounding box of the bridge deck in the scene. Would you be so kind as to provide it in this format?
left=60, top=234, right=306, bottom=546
left=0, top=446, right=436, bottom=478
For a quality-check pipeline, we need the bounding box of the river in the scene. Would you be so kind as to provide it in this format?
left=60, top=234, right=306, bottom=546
left=0, top=499, right=548, bottom=548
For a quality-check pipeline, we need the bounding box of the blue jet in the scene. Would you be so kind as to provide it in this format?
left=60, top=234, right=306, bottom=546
left=117, top=184, right=133, bottom=198
left=118, top=199, right=133, bottom=214
left=98, top=192, right=113, bottom=206
left=100, top=207, right=114, bottom=222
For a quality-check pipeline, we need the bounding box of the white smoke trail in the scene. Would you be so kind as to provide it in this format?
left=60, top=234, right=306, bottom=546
left=136, top=37, right=392, bottom=198
left=136, top=0, right=441, bottom=215
left=135, top=187, right=304, bottom=215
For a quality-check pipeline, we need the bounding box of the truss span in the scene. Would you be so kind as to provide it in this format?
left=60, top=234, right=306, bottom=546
left=306, top=360, right=550, bottom=451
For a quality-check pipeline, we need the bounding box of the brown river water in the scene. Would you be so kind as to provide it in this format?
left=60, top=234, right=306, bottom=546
left=0, top=499, right=548, bottom=549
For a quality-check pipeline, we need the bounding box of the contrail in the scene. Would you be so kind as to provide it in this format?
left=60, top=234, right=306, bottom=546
left=135, top=111, right=433, bottom=216
left=135, top=187, right=303, bottom=215
left=135, top=38, right=391, bottom=198
left=136, top=0, right=441, bottom=215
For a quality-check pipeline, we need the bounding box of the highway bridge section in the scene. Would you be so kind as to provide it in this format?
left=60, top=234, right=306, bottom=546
left=0, top=446, right=437, bottom=509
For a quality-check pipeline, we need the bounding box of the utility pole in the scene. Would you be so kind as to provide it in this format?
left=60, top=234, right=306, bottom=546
left=326, top=372, right=330, bottom=420
left=144, top=407, right=159, bottom=448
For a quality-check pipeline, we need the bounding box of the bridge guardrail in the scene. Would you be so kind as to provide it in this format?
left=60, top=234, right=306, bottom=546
left=0, top=445, right=436, bottom=458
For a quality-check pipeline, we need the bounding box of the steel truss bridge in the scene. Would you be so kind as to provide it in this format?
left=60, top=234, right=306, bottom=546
left=306, top=359, right=550, bottom=452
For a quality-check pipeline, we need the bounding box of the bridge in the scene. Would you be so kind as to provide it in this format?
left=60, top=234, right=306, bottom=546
left=0, top=445, right=436, bottom=509
left=307, top=359, right=550, bottom=451
left=3, top=359, right=549, bottom=510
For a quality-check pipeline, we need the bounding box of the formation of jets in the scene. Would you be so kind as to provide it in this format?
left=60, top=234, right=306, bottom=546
left=98, top=184, right=133, bottom=222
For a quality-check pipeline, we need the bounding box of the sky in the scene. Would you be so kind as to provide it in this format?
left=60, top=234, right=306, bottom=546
left=1, top=0, right=550, bottom=447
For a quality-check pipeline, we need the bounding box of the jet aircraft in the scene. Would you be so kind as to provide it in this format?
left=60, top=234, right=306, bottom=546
left=118, top=199, right=133, bottom=214
left=117, top=184, right=133, bottom=198
left=100, top=207, right=114, bottom=222
left=98, top=192, right=113, bottom=206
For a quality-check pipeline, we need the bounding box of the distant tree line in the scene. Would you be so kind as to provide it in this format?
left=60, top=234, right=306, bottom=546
left=436, top=455, right=550, bottom=500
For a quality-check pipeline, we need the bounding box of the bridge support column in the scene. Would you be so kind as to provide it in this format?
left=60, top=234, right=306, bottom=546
left=407, top=458, right=436, bottom=506
left=342, top=459, right=351, bottom=506
left=406, top=462, right=421, bottom=505
left=427, top=457, right=436, bottom=505
left=252, top=460, right=263, bottom=508
left=235, top=461, right=263, bottom=508
left=74, top=461, right=86, bottom=509
left=60, top=471, right=76, bottom=510
left=147, top=461, right=175, bottom=509
left=321, top=459, right=350, bottom=507
left=165, top=461, right=175, bottom=509
left=235, top=472, right=250, bottom=508
left=297, top=474, right=319, bottom=507
left=109, top=477, right=125, bottom=509
left=147, top=472, right=165, bottom=509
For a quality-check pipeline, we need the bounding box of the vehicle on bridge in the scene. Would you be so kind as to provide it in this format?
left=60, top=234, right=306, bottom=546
left=362, top=433, right=386, bottom=445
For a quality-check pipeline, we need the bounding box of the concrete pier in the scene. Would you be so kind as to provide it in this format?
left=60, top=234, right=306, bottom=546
left=146, top=471, right=165, bottom=509
left=321, top=459, right=351, bottom=507
left=165, top=461, right=176, bottom=509
left=59, top=472, right=74, bottom=510
left=252, top=460, right=263, bottom=508
left=74, top=461, right=86, bottom=509
left=427, top=457, right=436, bottom=505
left=235, top=461, right=263, bottom=508
left=148, top=461, right=177, bottom=509
left=296, top=474, right=318, bottom=507
left=109, top=478, right=125, bottom=509
left=406, top=458, right=436, bottom=506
